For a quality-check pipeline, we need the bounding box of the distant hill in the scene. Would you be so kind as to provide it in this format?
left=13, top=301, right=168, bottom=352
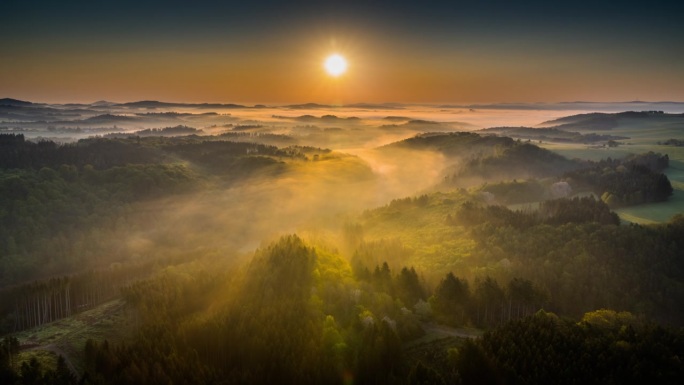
left=380, top=119, right=478, bottom=131
left=284, top=102, right=404, bottom=110
left=285, top=103, right=333, bottom=109
left=273, top=114, right=360, bottom=123
left=104, top=125, right=204, bottom=138
left=381, top=132, right=512, bottom=156
left=539, top=111, right=684, bottom=130
left=345, top=103, right=404, bottom=110
left=90, top=100, right=117, bottom=107
left=0, top=104, right=80, bottom=121
left=481, top=126, right=629, bottom=143
left=383, top=132, right=581, bottom=187
left=120, top=100, right=245, bottom=109
left=383, top=116, right=411, bottom=122
left=439, top=101, right=684, bottom=112
left=83, top=114, right=137, bottom=123
left=0, top=98, right=33, bottom=106
left=540, top=113, right=620, bottom=130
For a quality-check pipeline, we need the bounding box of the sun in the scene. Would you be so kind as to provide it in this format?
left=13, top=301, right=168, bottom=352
left=324, top=54, right=347, bottom=77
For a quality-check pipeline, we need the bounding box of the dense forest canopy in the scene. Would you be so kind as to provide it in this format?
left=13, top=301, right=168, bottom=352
left=1, top=105, right=684, bottom=384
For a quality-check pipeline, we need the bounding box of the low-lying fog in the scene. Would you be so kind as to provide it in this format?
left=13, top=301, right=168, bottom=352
left=10, top=101, right=682, bottom=144
left=4, top=100, right=684, bottom=266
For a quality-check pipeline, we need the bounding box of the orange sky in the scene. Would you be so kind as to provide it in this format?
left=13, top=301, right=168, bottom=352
left=2, top=1, right=683, bottom=104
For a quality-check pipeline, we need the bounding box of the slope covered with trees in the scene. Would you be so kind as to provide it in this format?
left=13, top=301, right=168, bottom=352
left=455, top=310, right=684, bottom=385
left=2, top=120, right=683, bottom=384
left=5, top=231, right=683, bottom=384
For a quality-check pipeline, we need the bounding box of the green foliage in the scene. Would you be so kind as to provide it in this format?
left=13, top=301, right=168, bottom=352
left=581, top=309, right=637, bottom=330
left=452, top=196, right=619, bottom=228
left=0, top=336, right=20, bottom=382
left=470, top=214, right=684, bottom=322
left=431, top=272, right=470, bottom=326
left=76, top=236, right=434, bottom=384
left=0, top=163, right=196, bottom=285
left=456, top=142, right=578, bottom=182
left=396, top=267, right=426, bottom=308
left=660, top=138, right=684, bottom=146
left=539, top=196, right=620, bottom=225
left=0, top=135, right=323, bottom=288
left=477, top=179, right=548, bottom=205
left=0, top=136, right=161, bottom=170
left=480, top=126, right=629, bottom=144
left=385, top=132, right=514, bottom=157
left=566, top=153, right=673, bottom=207
left=403, top=130, right=676, bottom=210
left=7, top=223, right=684, bottom=384
left=407, top=361, right=446, bottom=385
left=2, top=122, right=684, bottom=384
left=359, top=189, right=684, bottom=324
left=458, top=311, right=684, bottom=384
left=0, top=351, right=76, bottom=385
left=453, top=339, right=501, bottom=385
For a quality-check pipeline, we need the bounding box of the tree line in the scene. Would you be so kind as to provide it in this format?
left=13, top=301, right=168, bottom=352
left=2, top=233, right=683, bottom=383
left=454, top=310, right=684, bottom=384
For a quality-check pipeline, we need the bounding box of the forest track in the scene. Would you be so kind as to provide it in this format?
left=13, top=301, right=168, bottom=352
left=421, top=323, right=482, bottom=340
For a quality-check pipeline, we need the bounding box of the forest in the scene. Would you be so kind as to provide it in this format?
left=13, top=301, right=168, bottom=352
left=1, top=106, right=684, bottom=384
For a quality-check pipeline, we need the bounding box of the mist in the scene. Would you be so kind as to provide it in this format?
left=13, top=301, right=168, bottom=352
left=4, top=98, right=684, bottom=385
left=4, top=100, right=682, bottom=271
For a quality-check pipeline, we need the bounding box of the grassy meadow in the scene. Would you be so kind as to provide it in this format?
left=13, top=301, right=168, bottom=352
left=538, top=116, right=684, bottom=224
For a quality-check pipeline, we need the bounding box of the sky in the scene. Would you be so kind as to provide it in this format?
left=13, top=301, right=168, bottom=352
left=2, top=0, right=683, bottom=104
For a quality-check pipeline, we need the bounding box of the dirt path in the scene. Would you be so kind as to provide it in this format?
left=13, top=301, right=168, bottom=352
left=421, top=323, right=483, bottom=340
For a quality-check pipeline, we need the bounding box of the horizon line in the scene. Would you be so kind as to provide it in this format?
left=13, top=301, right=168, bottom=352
left=3, top=97, right=684, bottom=108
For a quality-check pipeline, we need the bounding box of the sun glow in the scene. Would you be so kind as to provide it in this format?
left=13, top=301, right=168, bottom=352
left=324, top=54, right=347, bottom=77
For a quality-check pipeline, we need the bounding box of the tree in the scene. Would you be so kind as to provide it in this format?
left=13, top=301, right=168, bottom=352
left=43, top=356, right=77, bottom=385
left=432, top=272, right=470, bottom=326
left=453, top=340, right=501, bottom=385
left=20, top=357, right=44, bottom=385
left=1, top=336, right=19, bottom=368
left=408, top=361, right=446, bottom=385
left=474, top=277, right=505, bottom=327
left=507, top=278, right=537, bottom=320
left=396, top=267, right=425, bottom=307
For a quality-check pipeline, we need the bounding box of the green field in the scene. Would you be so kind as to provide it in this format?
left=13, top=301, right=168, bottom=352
left=538, top=117, right=684, bottom=224
left=615, top=189, right=684, bottom=224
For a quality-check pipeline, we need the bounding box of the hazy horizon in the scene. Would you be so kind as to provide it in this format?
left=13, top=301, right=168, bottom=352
left=4, top=96, right=684, bottom=110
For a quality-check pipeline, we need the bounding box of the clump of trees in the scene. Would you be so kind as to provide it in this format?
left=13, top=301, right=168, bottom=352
left=0, top=163, right=195, bottom=286
left=404, top=130, right=675, bottom=209
left=463, top=210, right=684, bottom=323
left=659, top=138, right=684, bottom=146
left=457, top=142, right=578, bottom=181
left=429, top=273, right=546, bottom=328
left=451, top=196, right=619, bottom=228
left=71, top=236, right=411, bottom=384
left=565, top=152, right=672, bottom=207
left=0, top=134, right=320, bottom=287
left=476, top=179, right=548, bottom=205
left=1, top=335, right=77, bottom=385
left=3, top=229, right=683, bottom=384
left=104, top=125, right=203, bottom=138
left=1, top=264, right=154, bottom=333
left=454, top=310, right=684, bottom=384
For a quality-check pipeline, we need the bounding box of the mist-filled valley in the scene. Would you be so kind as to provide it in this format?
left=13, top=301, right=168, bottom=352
left=2, top=98, right=684, bottom=384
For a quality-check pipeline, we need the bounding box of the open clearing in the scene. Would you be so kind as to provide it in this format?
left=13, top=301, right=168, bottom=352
left=10, top=300, right=131, bottom=376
